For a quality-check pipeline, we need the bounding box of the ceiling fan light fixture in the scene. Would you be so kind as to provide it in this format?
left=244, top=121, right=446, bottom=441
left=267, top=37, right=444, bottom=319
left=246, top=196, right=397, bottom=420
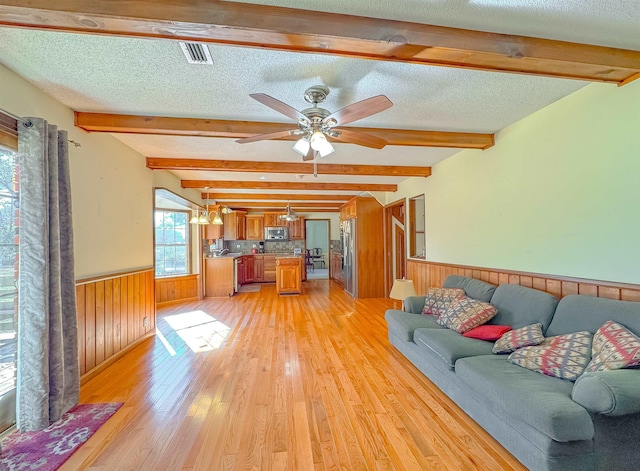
left=293, top=137, right=311, bottom=156
left=310, top=131, right=334, bottom=157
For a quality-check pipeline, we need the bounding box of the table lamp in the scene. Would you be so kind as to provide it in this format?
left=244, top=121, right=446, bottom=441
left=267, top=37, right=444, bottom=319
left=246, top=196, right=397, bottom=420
left=389, top=278, right=417, bottom=311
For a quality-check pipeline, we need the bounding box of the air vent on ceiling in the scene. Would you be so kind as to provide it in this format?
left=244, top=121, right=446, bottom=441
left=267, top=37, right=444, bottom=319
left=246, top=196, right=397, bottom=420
left=179, top=42, right=214, bottom=65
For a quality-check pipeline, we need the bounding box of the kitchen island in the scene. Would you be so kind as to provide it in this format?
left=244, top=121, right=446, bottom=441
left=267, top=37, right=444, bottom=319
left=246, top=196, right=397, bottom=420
left=204, top=252, right=305, bottom=297
left=275, top=256, right=302, bottom=295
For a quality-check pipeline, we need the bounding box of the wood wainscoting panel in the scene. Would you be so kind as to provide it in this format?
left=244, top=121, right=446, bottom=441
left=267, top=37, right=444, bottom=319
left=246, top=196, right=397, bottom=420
left=76, top=268, right=156, bottom=379
left=155, top=274, right=200, bottom=306
left=407, top=260, right=640, bottom=301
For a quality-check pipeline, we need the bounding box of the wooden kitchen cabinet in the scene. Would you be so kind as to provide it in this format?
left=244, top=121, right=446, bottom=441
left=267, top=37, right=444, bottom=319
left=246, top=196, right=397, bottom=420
left=245, top=215, right=264, bottom=240
left=224, top=211, right=247, bottom=241
left=288, top=217, right=305, bottom=240
left=254, top=255, right=264, bottom=282
left=237, top=256, right=245, bottom=285
left=263, top=254, right=276, bottom=282
left=243, top=255, right=255, bottom=283
left=339, top=196, right=384, bottom=298
left=204, top=222, right=224, bottom=241
left=276, top=257, right=301, bottom=294
left=204, top=257, right=235, bottom=297
left=264, top=212, right=287, bottom=227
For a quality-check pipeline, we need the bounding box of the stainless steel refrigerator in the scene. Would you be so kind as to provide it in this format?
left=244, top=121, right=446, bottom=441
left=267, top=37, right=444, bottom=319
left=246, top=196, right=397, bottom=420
left=342, top=218, right=357, bottom=297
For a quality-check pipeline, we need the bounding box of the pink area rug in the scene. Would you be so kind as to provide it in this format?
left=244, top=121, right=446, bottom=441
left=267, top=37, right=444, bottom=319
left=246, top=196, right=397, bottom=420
left=0, top=402, right=122, bottom=471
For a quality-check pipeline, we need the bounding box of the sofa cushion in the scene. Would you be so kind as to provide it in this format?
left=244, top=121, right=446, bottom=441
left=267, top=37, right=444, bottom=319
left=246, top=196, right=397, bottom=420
left=508, top=331, right=593, bottom=382
left=585, top=320, right=640, bottom=372
left=384, top=309, right=443, bottom=342
left=437, top=296, right=497, bottom=333
left=414, top=328, right=495, bottom=369
left=442, top=275, right=496, bottom=302
left=492, top=323, right=545, bottom=354
left=463, top=324, right=511, bottom=341
left=456, top=355, right=595, bottom=442
left=488, top=284, right=558, bottom=332
left=421, top=287, right=465, bottom=316
left=572, top=370, right=640, bottom=416
left=547, top=295, right=640, bottom=337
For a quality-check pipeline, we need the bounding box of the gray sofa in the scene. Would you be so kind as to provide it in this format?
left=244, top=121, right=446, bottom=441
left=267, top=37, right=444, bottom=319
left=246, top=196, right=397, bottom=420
left=385, top=275, right=640, bottom=471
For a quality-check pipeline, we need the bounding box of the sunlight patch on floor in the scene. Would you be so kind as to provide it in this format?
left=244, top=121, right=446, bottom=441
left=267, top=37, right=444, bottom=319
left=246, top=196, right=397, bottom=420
left=163, top=310, right=231, bottom=353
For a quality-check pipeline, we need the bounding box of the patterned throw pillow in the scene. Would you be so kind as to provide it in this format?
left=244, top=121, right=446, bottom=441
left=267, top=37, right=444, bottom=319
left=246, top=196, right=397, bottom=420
left=436, top=296, right=497, bottom=333
left=422, top=287, right=465, bottom=316
left=492, top=323, right=545, bottom=354
left=585, top=320, right=640, bottom=372
left=507, top=331, right=593, bottom=382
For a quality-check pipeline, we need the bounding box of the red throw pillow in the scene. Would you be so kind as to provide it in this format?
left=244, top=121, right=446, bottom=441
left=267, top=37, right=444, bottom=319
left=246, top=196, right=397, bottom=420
left=463, top=325, right=512, bottom=341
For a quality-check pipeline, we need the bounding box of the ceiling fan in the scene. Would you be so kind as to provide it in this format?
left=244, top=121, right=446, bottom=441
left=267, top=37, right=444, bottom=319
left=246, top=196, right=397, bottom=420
left=236, top=85, right=393, bottom=161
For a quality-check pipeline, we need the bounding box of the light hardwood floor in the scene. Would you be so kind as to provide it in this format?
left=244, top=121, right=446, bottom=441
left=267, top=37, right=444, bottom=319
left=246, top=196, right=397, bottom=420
left=65, top=280, right=526, bottom=470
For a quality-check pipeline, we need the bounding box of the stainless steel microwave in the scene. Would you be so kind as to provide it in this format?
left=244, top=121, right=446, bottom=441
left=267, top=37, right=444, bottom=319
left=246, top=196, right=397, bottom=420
left=264, top=226, right=289, bottom=240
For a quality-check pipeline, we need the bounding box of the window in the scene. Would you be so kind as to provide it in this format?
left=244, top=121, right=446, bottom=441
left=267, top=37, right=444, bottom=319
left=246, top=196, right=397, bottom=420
left=0, top=130, right=18, bottom=432
left=409, top=194, right=426, bottom=259
left=155, top=210, right=190, bottom=277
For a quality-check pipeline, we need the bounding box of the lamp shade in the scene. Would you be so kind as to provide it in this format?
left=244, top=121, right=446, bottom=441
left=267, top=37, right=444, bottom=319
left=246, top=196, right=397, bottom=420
left=389, top=279, right=417, bottom=301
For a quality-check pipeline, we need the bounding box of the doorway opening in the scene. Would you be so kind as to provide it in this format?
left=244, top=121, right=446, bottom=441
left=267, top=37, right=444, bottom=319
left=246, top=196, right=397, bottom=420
left=305, top=220, right=329, bottom=280
left=384, top=199, right=406, bottom=296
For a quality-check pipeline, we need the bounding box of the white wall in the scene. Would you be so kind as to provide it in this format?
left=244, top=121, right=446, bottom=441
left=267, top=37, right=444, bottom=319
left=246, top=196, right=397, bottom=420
left=388, top=80, right=640, bottom=284
left=0, top=63, right=193, bottom=279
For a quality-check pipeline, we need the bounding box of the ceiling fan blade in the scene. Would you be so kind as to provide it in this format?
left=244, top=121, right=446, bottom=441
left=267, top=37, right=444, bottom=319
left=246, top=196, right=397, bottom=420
left=333, top=129, right=388, bottom=149
left=235, top=129, right=298, bottom=144
left=325, top=95, right=393, bottom=126
left=301, top=149, right=317, bottom=161
left=249, top=93, right=307, bottom=121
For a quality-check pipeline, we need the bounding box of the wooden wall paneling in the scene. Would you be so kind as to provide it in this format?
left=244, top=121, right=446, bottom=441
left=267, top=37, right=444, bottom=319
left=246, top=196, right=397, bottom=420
left=85, top=283, right=96, bottom=372
left=134, top=273, right=141, bottom=341
left=104, top=279, right=113, bottom=359
left=598, top=287, right=620, bottom=300
left=546, top=279, right=562, bottom=299
left=76, top=284, right=86, bottom=375
left=406, top=260, right=640, bottom=303
left=128, top=275, right=135, bottom=346
left=120, top=274, right=128, bottom=351
left=155, top=274, right=199, bottom=305
left=113, top=278, right=121, bottom=353
left=520, top=276, right=533, bottom=288
left=561, top=282, right=578, bottom=297
left=95, top=281, right=105, bottom=366
left=621, top=289, right=640, bottom=302
left=578, top=284, right=598, bottom=297
left=75, top=268, right=156, bottom=382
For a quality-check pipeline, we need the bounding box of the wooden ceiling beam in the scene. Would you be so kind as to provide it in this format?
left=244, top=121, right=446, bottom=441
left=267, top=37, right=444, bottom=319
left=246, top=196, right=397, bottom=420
left=218, top=202, right=343, bottom=209
left=182, top=180, right=397, bottom=192
left=2, top=1, right=639, bottom=84
left=147, top=158, right=431, bottom=178
left=79, top=113, right=493, bottom=150
left=204, top=193, right=353, bottom=202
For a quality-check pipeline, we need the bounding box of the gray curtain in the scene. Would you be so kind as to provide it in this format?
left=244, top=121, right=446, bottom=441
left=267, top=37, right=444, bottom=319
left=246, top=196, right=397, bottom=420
left=17, top=118, right=79, bottom=431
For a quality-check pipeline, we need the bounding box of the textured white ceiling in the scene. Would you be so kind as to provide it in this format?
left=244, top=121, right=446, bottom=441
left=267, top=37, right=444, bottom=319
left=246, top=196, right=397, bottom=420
left=0, top=0, right=638, bottom=195
left=228, top=0, right=640, bottom=49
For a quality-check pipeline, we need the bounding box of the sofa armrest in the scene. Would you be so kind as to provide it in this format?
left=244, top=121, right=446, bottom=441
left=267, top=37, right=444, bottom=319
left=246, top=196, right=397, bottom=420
left=404, top=296, right=427, bottom=314
left=572, top=370, right=640, bottom=417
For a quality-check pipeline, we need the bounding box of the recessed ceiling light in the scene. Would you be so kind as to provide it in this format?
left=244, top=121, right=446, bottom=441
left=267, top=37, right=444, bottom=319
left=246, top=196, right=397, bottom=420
left=259, top=176, right=266, bottom=180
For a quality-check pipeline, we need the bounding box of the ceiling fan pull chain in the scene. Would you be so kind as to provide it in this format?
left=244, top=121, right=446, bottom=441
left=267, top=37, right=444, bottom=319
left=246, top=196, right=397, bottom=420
left=314, top=158, right=318, bottom=178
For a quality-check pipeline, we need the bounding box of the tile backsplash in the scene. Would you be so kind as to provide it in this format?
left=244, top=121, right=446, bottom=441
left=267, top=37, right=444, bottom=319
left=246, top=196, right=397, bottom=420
left=223, top=240, right=305, bottom=254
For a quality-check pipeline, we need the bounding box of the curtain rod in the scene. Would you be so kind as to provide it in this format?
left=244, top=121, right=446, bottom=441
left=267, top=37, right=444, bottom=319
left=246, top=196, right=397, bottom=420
left=0, top=107, right=32, bottom=127
left=0, top=107, right=81, bottom=147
